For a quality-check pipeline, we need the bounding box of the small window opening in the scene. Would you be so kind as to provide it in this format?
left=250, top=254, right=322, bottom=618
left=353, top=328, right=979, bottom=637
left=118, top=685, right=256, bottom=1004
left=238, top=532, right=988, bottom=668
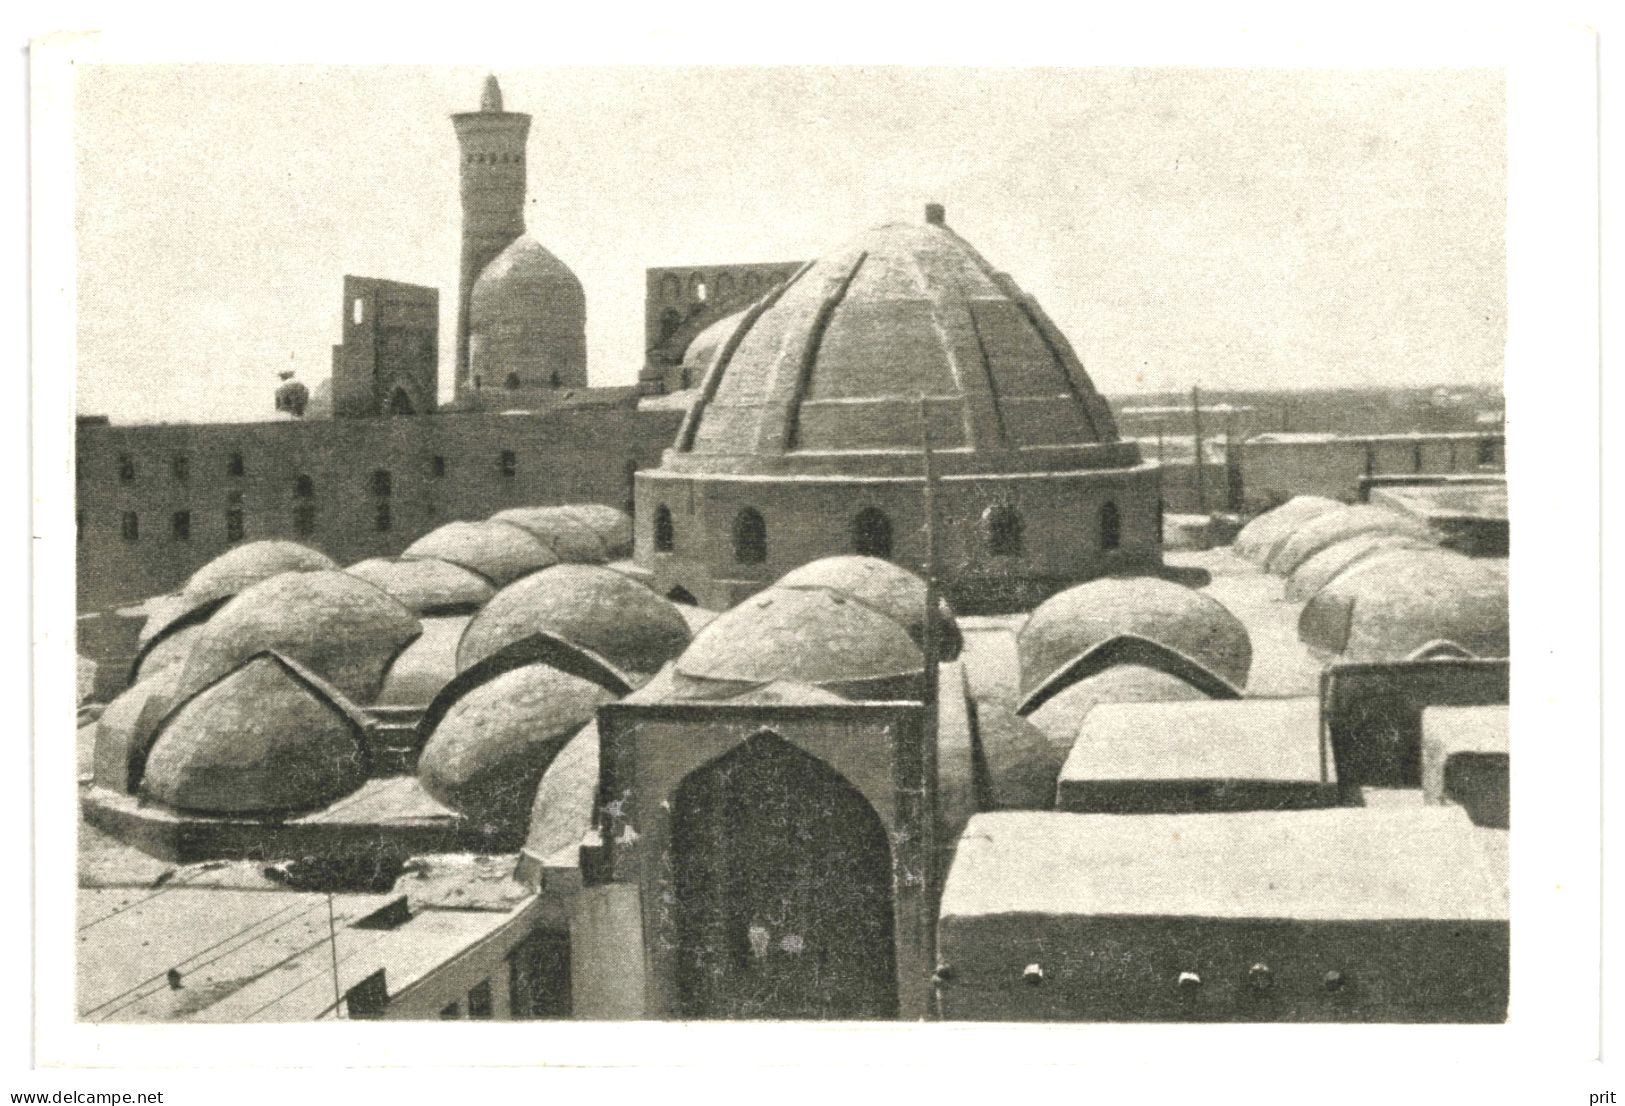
left=985, top=505, right=1024, bottom=558
left=653, top=505, right=675, bottom=552
left=227, top=452, right=245, bottom=478
left=120, top=512, right=139, bottom=542
left=732, top=508, right=767, bottom=565
left=851, top=507, right=893, bottom=559
left=1100, top=500, right=1122, bottom=551
left=500, top=450, right=517, bottom=478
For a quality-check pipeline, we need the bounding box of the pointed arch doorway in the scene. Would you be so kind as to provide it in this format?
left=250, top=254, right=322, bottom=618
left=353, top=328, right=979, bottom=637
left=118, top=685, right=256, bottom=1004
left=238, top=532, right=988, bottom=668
left=670, top=730, right=898, bottom=1020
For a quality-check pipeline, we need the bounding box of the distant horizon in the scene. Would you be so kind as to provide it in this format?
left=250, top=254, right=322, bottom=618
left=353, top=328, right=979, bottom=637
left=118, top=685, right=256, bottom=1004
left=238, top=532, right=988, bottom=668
left=75, top=66, right=1506, bottom=425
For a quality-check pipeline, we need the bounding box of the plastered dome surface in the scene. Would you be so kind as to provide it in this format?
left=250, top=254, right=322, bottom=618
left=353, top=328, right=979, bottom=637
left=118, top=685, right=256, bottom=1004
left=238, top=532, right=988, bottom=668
left=91, top=670, right=180, bottom=794
left=182, top=540, right=338, bottom=608
left=140, top=653, right=367, bottom=815
left=468, top=236, right=587, bottom=391
left=132, top=622, right=203, bottom=684
left=417, top=663, right=615, bottom=829
left=775, top=556, right=962, bottom=660
left=490, top=507, right=608, bottom=564
left=1232, top=496, right=1343, bottom=565
left=402, top=520, right=557, bottom=587
left=345, top=557, right=495, bottom=615
left=174, top=570, right=421, bottom=704
left=456, top=564, right=691, bottom=677
left=674, top=586, right=923, bottom=695
left=1026, top=665, right=1213, bottom=751
left=1284, top=532, right=1438, bottom=602
left=1018, top=576, right=1253, bottom=696
left=1299, top=550, right=1508, bottom=662
left=681, top=309, right=747, bottom=377
left=1266, top=504, right=1435, bottom=577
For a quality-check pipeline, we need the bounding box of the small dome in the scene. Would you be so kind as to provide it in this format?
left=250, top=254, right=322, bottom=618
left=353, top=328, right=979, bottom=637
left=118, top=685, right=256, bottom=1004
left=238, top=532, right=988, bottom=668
left=971, top=700, right=1062, bottom=810
left=554, top=504, right=635, bottom=559
left=1026, top=664, right=1213, bottom=751
left=91, top=671, right=179, bottom=794
left=132, top=622, right=203, bottom=684
left=345, top=557, right=495, bottom=615
left=456, top=564, right=691, bottom=677
left=1232, top=496, right=1343, bottom=564
left=182, top=540, right=338, bottom=609
left=402, top=520, right=557, bottom=587
left=1266, top=504, right=1435, bottom=576
left=1299, top=550, right=1508, bottom=662
left=418, top=663, right=615, bottom=830
left=175, top=570, right=421, bottom=704
left=376, top=616, right=469, bottom=707
left=140, top=653, right=367, bottom=815
left=1018, top=576, right=1252, bottom=696
left=674, top=586, right=923, bottom=695
left=468, top=236, right=587, bottom=390
left=489, top=507, right=608, bottom=564
left=1284, top=532, right=1438, bottom=602
left=775, top=555, right=962, bottom=660
left=519, top=720, right=602, bottom=884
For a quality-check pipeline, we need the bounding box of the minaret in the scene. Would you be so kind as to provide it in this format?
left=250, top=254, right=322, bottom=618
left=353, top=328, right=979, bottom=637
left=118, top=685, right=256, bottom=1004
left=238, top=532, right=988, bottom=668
left=452, top=75, right=531, bottom=402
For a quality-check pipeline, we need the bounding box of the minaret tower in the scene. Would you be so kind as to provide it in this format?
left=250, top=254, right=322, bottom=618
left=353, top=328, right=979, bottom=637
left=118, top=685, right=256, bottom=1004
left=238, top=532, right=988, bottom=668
left=452, top=75, right=530, bottom=400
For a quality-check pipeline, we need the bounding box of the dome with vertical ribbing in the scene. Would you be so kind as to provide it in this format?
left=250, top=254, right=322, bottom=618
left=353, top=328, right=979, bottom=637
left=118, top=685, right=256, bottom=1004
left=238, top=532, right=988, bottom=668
left=664, top=208, right=1139, bottom=479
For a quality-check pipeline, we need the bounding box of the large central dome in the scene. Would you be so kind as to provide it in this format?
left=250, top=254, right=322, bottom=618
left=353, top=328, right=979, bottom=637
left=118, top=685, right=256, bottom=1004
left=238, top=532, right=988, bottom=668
left=670, top=208, right=1133, bottom=478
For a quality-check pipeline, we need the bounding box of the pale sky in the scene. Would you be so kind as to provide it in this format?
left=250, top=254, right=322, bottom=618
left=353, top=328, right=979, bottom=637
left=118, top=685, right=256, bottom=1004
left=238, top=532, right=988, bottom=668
left=74, top=65, right=1504, bottom=425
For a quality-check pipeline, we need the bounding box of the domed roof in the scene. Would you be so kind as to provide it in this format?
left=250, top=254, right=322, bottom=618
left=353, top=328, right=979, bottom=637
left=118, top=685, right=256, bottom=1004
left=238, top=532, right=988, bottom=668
left=1018, top=576, right=1252, bottom=695
left=681, top=308, right=748, bottom=372
left=774, top=555, right=962, bottom=660
left=668, top=211, right=1139, bottom=479
left=132, top=622, right=203, bottom=684
left=1266, top=504, right=1435, bottom=576
left=489, top=507, right=608, bottom=564
left=140, top=653, right=368, bottom=815
left=175, top=570, right=421, bottom=704
left=470, top=235, right=584, bottom=322
left=182, top=540, right=338, bottom=609
left=376, top=616, right=469, bottom=707
left=1299, top=550, right=1508, bottom=662
left=456, top=564, right=691, bottom=677
left=402, top=520, right=557, bottom=587
left=970, top=699, right=1063, bottom=810
left=554, top=504, right=635, bottom=559
left=519, top=720, right=602, bottom=883
left=138, top=593, right=208, bottom=651
left=1232, top=496, right=1343, bottom=564
left=1284, top=532, right=1438, bottom=602
left=1026, top=664, right=1213, bottom=751
left=674, top=586, right=923, bottom=693
left=417, top=663, right=615, bottom=830
left=345, top=557, right=495, bottom=615
left=91, top=671, right=179, bottom=794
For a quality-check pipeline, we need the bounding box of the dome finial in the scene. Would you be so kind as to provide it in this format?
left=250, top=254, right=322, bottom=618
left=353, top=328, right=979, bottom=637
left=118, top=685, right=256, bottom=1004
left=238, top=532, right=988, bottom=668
left=481, top=74, right=503, bottom=113
left=925, top=202, right=946, bottom=226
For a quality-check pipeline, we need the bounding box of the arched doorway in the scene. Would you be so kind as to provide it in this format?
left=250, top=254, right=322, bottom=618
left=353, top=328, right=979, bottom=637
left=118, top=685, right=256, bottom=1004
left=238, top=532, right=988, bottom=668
left=851, top=507, right=893, bottom=559
left=671, top=731, right=897, bottom=1020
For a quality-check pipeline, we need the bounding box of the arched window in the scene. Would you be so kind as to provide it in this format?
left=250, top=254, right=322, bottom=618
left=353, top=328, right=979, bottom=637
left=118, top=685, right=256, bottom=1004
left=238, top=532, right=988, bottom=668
left=658, top=308, right=683, bottom=344
left=504, top=373, right=521, bottom=391
left=688, top=273, right=708, bottom=303
left=654, top=505, right=675, bottom=552
left=294, top=475, right=315, bottom=499
left=549, top=370, right=560, bottom=388
left=715, top=272, right=735, bottom=301
left=352, top=298, right=364, bottom=325
left=388, top=388, right=415, bottom=415
left=227, top=452, right=245, bottom=478
left=370, top=469, right=392, bottom=497
left=851, top=507, right=893, bottom=559
left=732, top=508, right=767, bottom=565
left=1100, top=500, right=1122, bottom=551
left=661, top=273, right=682, bottom=304
left=984, top=504, right=1024, bottom=558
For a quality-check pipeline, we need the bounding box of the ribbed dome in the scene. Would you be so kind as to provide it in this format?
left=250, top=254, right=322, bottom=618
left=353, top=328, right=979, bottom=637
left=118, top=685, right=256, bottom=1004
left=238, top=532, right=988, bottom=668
left=468, top=236, right=586, bottom=389
left=140, top=653, right=367, bottom=815
left=175, top=570, right=421, bottom=704
left=456, top=564, right=691, bottom=677
left=1018, top=576, right=1252, bottom=696
left=775, top=555, right=961, bottom=660
left=490, top=507, right=608, bottom=564
left=1266, top=504, right=1435, bottom=576
left=674, top=586, right=923, bottom=694
left=402, top=520, right=557, bottom=587
left=670, top=214, right=1132, bottom=478
left=681, top=308, right=748, bottom=373
left=1232, top=496, right=1343, bottom=564
left=376, top=616, right=469, bottom=707
left=1299, top=551, right=1508, bottom=662
left=345, top=557, right=495, bottom=615
left=418, top=663, right=615, bottom=830
left=182, top=541, right=338, bottom=608
left=1284, top=532, right=1438, bottom=602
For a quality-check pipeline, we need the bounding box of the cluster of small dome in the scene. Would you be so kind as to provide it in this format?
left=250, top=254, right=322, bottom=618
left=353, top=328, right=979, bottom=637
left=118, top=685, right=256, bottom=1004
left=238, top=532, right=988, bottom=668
left=1235, top=495, right=1509, bottom=662
left=92, top=504, right=637, bottom=819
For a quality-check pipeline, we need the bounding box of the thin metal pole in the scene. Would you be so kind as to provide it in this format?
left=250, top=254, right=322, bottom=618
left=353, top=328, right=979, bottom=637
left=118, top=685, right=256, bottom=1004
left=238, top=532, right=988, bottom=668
left=327, top=893, right=344, bottom=1019
left=1191, top=385, right=1206, bottom=514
